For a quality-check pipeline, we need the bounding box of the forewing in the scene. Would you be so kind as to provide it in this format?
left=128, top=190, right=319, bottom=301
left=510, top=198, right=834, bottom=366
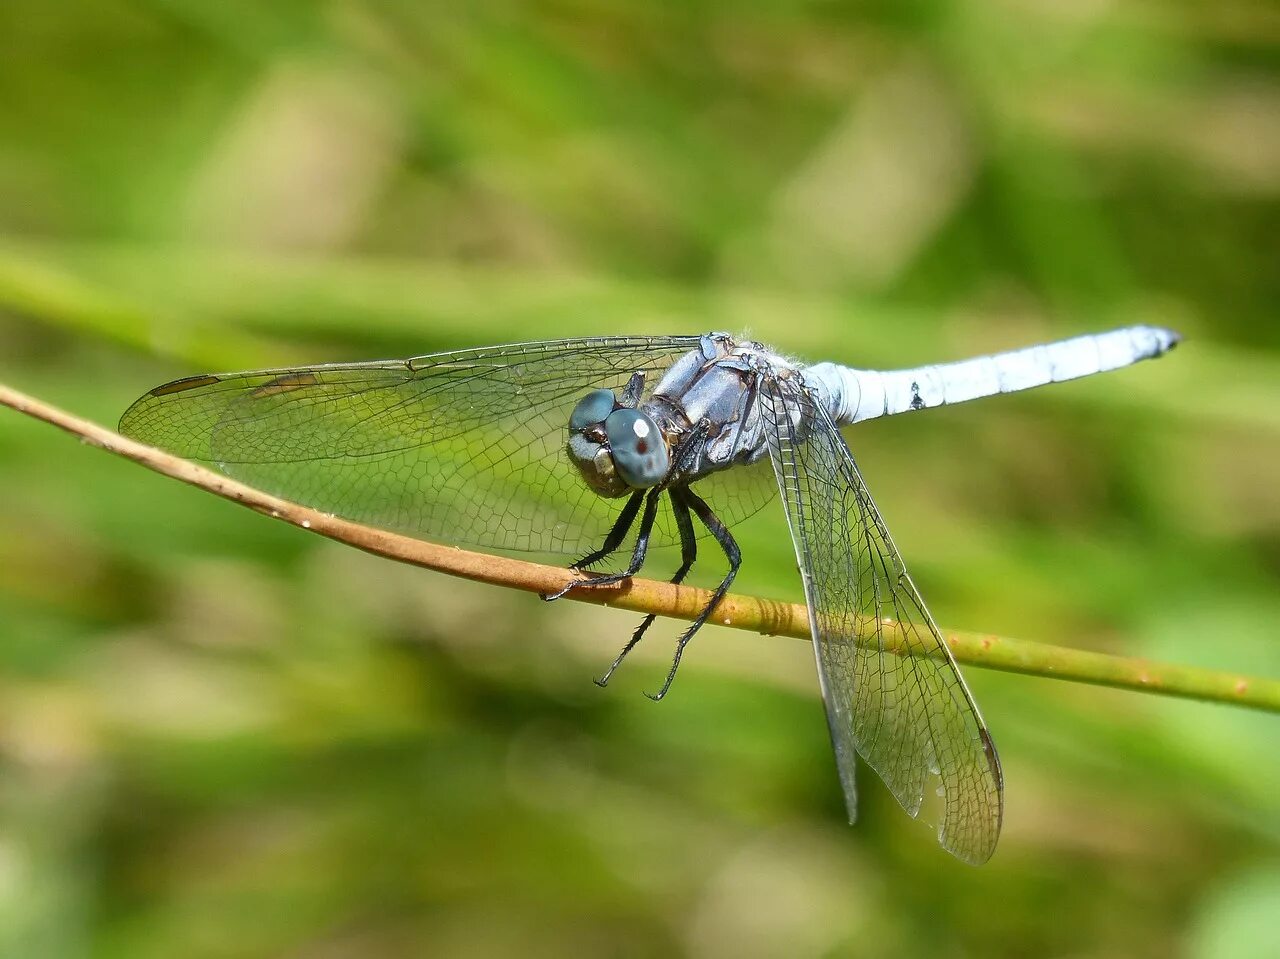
left=120, top=336, right=771, bottom=555
left=762, top=375, right=1003, bottom=865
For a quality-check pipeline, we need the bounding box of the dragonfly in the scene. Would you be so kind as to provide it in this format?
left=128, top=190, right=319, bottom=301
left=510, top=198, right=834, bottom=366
left=119, top=324, right=1180, bottom=864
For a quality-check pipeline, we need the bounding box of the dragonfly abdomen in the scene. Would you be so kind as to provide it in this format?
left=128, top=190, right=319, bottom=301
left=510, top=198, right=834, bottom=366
left=808, top=324, right=1180, bottom=425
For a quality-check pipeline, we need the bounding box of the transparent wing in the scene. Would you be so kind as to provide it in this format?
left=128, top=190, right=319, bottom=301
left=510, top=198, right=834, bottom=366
left=119, top=335, right=774, bottom=555
left=762, top=375, right=1003, bottom=865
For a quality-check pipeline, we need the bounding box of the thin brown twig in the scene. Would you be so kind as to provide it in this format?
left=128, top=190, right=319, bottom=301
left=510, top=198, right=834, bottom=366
left=3, top=380, right=1278, bottom=714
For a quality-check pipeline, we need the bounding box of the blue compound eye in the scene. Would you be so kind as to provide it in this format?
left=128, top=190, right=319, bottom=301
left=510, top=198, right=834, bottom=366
left=569, top=389, right=617, bottom=430
left=604, top=409, right=668, bottom=488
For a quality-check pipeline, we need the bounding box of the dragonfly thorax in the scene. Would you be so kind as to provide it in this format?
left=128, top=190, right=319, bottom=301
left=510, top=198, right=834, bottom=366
left=567, top=388, right=671, bottom=497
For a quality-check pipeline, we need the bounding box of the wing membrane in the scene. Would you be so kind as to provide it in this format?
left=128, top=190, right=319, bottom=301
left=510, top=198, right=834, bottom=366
left=120, top=336, right=774, bottom=555
left=762, top=375, right=1003, bottom=865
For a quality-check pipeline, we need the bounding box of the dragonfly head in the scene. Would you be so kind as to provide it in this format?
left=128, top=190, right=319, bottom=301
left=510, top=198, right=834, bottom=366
left=567, top=388, right=670, bottom=496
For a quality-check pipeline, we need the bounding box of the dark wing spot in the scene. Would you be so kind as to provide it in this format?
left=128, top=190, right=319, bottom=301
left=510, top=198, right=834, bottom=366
left=149, top=374, right=222, bottom=396
left=909, top=380, right=925, bottom=411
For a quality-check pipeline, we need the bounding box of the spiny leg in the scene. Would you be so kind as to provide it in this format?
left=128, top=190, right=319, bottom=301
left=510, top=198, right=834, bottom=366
left=572, top=490, right=645, bottom=571
left=589, top=421, right=714, bottom=674
left=596, top=487, right=698, bottom=687
left=618, top=371, right=645, bottom=408
left=542, top=491, right=643, bottom=601
left=548, top=487, right=663, bottom=603
left=645, top=486, right=740, bottom=702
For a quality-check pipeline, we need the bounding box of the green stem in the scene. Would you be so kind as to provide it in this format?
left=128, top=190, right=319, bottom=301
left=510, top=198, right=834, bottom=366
left=3, top=381, right=1278, bottom=714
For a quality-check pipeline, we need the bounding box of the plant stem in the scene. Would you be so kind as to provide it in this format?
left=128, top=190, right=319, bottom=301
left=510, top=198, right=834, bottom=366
left=3, top=381, right=1278, bottom=714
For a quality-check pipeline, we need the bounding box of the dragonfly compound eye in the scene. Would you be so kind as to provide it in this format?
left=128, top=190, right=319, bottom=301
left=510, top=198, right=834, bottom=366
left=569, top=389, right=617, bottom=430
left=604, top=409, right=669, bottom=489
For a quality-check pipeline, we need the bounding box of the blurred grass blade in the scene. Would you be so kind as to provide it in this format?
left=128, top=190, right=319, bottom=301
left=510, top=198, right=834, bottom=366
left=4, top=242, right=1280, bottom=434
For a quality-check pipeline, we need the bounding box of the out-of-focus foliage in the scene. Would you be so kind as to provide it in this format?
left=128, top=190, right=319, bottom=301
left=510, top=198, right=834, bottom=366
left=1, top=2, right=1277, bottom=957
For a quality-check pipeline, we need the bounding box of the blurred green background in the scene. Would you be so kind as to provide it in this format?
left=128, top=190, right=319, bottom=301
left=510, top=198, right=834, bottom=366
left=1, top=2, right=1278, bottom=957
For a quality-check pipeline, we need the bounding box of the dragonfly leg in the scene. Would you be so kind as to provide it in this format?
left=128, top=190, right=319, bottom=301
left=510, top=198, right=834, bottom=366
left=618, top=371, right=646, bottom=409
left=596, top=487, right=698, bottom=687
left=542, top=491, right=644, bottom=601
left=545, top=488, right=662, bottom=600
left=572, top=490, right=645, bottom=570
left=645, top=486, right=739, bottom=701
